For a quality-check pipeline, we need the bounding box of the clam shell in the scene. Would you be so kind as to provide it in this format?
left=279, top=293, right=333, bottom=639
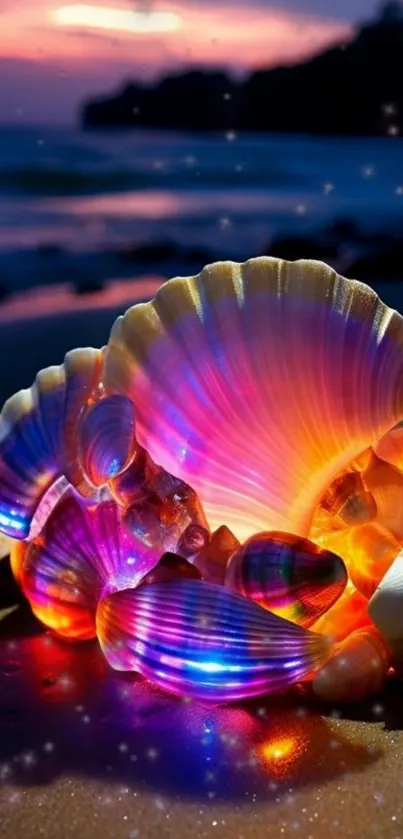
left=104, top=257, right=403, bottom=543
left=16, top=491, right=159, bottom=640
left=225, top=531, right=347, bottom=627
left=96, top=579, right=331, bottom=702
left=312, top=626, right=390, bottom=703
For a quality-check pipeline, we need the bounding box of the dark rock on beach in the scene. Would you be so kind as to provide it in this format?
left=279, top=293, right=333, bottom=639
left=81, top=4, right=403, bottom=136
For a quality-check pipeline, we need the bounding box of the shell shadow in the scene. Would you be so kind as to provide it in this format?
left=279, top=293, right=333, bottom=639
left=312, top=676, right=403, bottom=732
left=0, top=602, right=382, bottom=803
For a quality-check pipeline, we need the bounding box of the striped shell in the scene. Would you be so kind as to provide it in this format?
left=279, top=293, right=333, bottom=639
left=14, top=491, right=159, bottom=640
left=104, top=257, right=403, bottom=543
left=225, top=531, right=347, bottom=627
left=96, top=579, right=331, bottom=702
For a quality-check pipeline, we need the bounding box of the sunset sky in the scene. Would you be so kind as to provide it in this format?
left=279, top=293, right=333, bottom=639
left=0, top=0, right=382, bottom=123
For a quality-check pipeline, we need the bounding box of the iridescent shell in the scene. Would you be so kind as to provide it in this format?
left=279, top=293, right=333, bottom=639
left=96, top=579, right=331, bottom=702
left=0, top=348, right=136, bottom=539
left=225, top=531, right=347, bottom=627
left=16, top=491, right=159, bottom=640
left=312, top=626, right=390, bottom=703
left=104, top=257, right=403, bottom=543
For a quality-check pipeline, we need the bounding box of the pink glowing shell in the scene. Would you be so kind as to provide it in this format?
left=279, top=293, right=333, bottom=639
left=103, top=257, right=403, bottom=544
left=15, top=491, right=160, bottom=640
left=96, top=579, right=331, bottom=702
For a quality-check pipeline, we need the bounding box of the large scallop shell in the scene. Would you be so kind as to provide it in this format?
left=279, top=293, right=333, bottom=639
left=0, top=348, right=136, bottom=539
left=224, top=531, right=347, bottom=627
left=104, top=257, right=403, bottom=543
left=96, top=579, right=331, bottom=702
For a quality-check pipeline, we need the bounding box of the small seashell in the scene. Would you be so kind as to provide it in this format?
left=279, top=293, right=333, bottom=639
left=348, top=522, right=400, bottom=599
left=312, top=626, right=390, bottom=703
left=78, top=393, right=136, bottom=487
left=311, top=586, right=371, bottom=642
left=16, top=491, right=159, bottom=640
left=362, top=452, right=403, bottom=541
left=96, top=579, right=332, bottom=702
left=104, top=257, right=403, bottom=542
left=368, top=550, right=403, bottom=650
left=320, top=470, right=377, bottom=526
left=191, top=525, right=240, bottom=584
left=225, top=531, right=347, bottom=627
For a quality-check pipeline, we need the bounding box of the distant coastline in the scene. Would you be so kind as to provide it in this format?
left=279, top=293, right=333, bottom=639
left=81, top=4, right=403, bottom=136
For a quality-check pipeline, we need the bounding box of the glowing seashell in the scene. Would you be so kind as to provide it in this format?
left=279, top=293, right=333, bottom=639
left=0, top=348, right=103, bottom=539
left=191, top=525, right=240, bottom=584
left=16, top=491, right=159, bottom=640
left=348, top=522, right=400, bottom=599
left=368, top=551, right=403, bottom=652
left=311, top=587, right=371, bottom=642
left=104, top=257, right=403, bottom=543
left=362, top=452, right=403, bottom=540
left=312, top=626, right=390, bottom=703
left=78, top=393, right=136, bottom=487
left=320, top=471, right=377, bottom=526
left=96, top=580, right=331, bottom=702
left=225, top=531, right=347, bottom=627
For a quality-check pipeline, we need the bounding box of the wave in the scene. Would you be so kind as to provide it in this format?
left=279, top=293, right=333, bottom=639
left=0, top=164, right=308, bottom=196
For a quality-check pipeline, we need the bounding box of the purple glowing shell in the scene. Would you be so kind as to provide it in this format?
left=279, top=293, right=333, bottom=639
left=225, top=531, right=348, bottom=627
left=0, top=347, right=138, bottom=540
left=17, top=491, right=160, bottom=640
left=96, top=580, right=331, bottom=702
left=78, top=394, right=136, bottom=486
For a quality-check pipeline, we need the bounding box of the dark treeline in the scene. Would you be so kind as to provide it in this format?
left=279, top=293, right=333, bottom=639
left=82, top=3, right=403, bottom=135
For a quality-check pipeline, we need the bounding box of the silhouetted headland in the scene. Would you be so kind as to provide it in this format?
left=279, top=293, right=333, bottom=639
left=81, top=3, right=403, bottom=135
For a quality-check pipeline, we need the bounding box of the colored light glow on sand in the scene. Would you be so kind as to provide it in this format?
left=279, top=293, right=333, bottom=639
left=259, top=736, right=296, bottom=762
left=53, top=4, right=181, bottom=33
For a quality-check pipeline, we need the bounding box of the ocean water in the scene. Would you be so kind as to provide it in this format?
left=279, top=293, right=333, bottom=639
left=0, top=123, right=403, bottom=293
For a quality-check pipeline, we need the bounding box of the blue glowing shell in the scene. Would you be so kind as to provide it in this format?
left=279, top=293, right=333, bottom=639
left=96, top=579, right=331, bottom=702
